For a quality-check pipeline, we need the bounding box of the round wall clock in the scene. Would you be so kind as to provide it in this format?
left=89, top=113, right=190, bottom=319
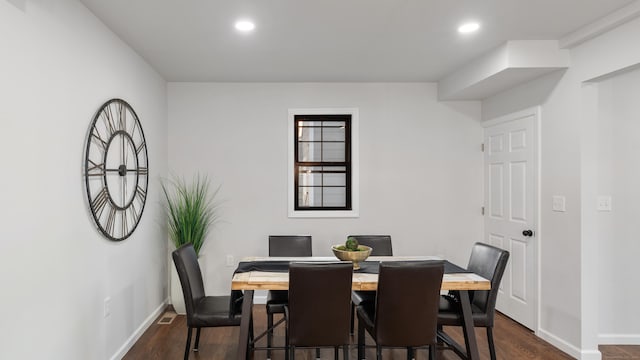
left=84, top=98, right=149, bottom=241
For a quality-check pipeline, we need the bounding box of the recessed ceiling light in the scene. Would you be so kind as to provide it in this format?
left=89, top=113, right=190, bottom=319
left=458, top=22, right=480, bottom=34
left=235, top=20, right=255, bottom=32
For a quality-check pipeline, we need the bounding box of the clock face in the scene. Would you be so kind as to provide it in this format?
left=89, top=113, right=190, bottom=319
left=84, top=99, right=148, bottom=241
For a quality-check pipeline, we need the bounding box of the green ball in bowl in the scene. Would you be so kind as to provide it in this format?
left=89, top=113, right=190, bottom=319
left=345, top=237, right=359, bottom=251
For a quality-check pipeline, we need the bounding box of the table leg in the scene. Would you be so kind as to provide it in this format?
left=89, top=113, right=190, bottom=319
left=237, top=290, right=254, bottom=360
left=459, top=290, right=480, bottom=360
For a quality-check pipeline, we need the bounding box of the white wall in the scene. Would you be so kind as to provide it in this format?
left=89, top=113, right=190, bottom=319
left=594, top=67, right=640, bottom=343
left=0, top=1, right=168, bottom=359
left=168, top=82, right=483, bottom=295
left=482, top=13, right=640, bottom=360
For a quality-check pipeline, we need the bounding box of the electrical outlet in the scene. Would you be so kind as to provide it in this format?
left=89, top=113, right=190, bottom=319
left=104, top=297, right=111, bottom=318
left=226, top=255, right=234, bottom=267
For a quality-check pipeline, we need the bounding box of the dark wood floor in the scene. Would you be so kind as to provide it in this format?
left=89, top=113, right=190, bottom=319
left=124, top=305, right=639, bottom=359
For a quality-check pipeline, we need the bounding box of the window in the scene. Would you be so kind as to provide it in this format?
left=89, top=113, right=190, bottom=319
left=295, top=115, right=351, bottom=210
left=288, top=109, right=359, bottom=218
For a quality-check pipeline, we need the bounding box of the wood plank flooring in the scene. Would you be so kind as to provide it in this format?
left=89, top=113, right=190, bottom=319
left=124, top=306, right=639, bottom=359
left=600, top=345, right=640, bottom=359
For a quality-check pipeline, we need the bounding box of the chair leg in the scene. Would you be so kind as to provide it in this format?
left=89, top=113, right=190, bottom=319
left=350, top=302, right=355, bottom=335
left=267, top=312, right=273, bottom=359
left=316, top=347, right=321, bottom=359
left=289, top=345, right=295, bottom=360
left=407, top=347, right=413, bottom=360
left=344, top=344, right=349, bottom=360
left=438, top=328, right=467, bottom=359
left=376, top=345, right=382, bottom=360
left=184, top=327, right=193, bottom=360
left=429, top=344, right=436, bottom=360
left=487, top=327, right=497, bottom=360
left=251, top=315, right=255, bottom=342
left=357, top=320, right=365, bottom=360
left=335, top=346, right=339, bottom=360
left=284, top=316, right=290, bottom=360
left=194, top=328, right=201, bottom=351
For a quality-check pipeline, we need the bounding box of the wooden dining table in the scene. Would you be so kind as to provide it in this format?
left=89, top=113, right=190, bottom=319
left=231, top=256, right=490, bottom=360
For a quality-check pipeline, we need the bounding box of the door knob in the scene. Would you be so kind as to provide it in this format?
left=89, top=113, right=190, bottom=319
left=522, top=230, right=534, bottom=237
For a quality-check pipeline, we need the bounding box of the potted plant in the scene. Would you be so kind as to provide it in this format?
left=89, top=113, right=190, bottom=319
left=162, top=174, right=220, bottom=314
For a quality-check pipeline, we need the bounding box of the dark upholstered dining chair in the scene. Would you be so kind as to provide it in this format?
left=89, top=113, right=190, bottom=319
left=287, top=262, right=353, bottom=360
left=172, top=243, right=244, bottom=360
left=357, top=261, right=444, bottom=360
left=348, top=235, right=393, bottom=334
left=266, top=235, right=312, bottom=359
left=437, top=242, right=509, bottom=360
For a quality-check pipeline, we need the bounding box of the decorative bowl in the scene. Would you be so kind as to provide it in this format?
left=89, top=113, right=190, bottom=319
left=331, top=245, right=372, bottom=270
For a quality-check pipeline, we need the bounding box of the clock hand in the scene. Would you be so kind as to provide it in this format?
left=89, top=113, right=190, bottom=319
left=104, top=168, right=139, bottom=171
left=121, top=171, right=125, bottom=206
left=121, top=131, right=125, bottom=166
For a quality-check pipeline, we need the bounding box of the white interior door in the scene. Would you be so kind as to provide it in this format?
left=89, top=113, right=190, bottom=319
left=484, top=108, right=538, bottom=330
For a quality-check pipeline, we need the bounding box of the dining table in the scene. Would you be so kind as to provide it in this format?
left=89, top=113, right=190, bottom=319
left=231, top=256, right=490, bottom=360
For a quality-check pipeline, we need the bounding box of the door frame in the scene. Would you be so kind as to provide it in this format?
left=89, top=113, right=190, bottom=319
left=483, top=106, right=541, bottom=334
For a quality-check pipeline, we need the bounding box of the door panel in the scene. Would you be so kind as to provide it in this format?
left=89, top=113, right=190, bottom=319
left=510, top=161, right=527, bottom=222
left=511, top=238, right=527, bottom=302
left=490, top=164, right=504, bottom=217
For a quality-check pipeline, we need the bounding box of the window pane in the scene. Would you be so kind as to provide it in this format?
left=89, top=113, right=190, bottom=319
left=298, top=186, right=322, bottom=207
left=322, top=121, right=345, bottom=127
left=298, top=121, right=322, bottom=127
left=322, top=142, right=345, bottom=161
left=298, top=142, right=322, bottom=162
left=298, top=166, right=322, bottom=185
left=323, top=187, right=346, bottom=207
left=323, top=172, right=346, bottom=186
left=323, top=127, right=345, bottom=142
left=299, top=127, right=321, bottom=141
left=322, top=166, right=346, bottom=171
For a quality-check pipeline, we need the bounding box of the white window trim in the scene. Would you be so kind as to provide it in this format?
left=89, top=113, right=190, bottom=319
left=288, top=108, right=359, bottom=218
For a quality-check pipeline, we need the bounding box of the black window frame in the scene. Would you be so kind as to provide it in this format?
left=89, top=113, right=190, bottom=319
left=293, top=114, right=352, bottom=211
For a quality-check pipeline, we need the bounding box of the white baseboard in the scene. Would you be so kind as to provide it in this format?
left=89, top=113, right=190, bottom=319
left=598, top=333, right=640, bottom=345
left=579, top=350, right=603, bottom=360
left=110, top=298, right=169, bottom=360
left=254, top=294, right=267, bottom=304
left=537, top=328, right=589, bottom=359
left=537, top=328, right=603, bottom=360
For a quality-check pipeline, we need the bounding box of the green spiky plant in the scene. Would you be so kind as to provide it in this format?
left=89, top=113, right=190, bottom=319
left=161, top=174, right=220, bottom=256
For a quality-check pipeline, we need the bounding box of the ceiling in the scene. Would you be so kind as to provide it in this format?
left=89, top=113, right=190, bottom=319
left=80, top=0, right=634, bottom=82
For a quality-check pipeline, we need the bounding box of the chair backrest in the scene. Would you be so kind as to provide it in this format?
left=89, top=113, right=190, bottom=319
left=374, top=261, right=444, bottom=347
left=466, top=242, right=510, bottom=321
left=269, top=235, right=312, bottom=257
left=172, top=243, right=205, bottom=324
left=287, top=262, right=353, bottom=347
left=348, top=235, right=393, bottom=256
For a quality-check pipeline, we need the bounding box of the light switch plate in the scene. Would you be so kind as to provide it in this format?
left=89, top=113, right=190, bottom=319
left=226, top=254, right=234, bottom=267
left=552, top=196, right=566, bottom=212
left=597, top=196, right=612, bottom=211
left=104, top=297, right=111, bottom=318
